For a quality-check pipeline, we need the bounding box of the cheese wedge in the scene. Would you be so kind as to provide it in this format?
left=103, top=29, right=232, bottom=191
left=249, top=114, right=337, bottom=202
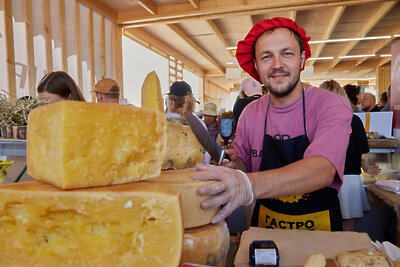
left=0, top=181, right=183, bottom=267
left=141, top=71, right=164, bottom=112
left=27, top=101, right=167, bottom=189
left=162, top=123, right=205, bottom=170
left=304, top=253, right=326, bottom=267
left=182, top=222, right=230, bottom=267
left=149, top=169, right=219, bottom=228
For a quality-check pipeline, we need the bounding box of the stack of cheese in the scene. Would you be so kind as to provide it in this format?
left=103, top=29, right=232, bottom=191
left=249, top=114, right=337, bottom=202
left=141, top=71, right=205, bottom=170
left=0, top=101, right=184, bottom=266
left=150, top=169, right=230, bottom=267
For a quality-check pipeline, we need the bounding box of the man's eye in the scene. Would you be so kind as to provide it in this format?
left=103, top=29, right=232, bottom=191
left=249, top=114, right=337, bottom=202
left=284, top=52, right=293, bottom=56
left=262, top=55, right=271, bottom=60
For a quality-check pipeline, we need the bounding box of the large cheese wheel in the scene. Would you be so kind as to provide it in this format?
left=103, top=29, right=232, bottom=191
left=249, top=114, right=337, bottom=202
left=182, top=222, right=230, bottom=267
left=148, top=169, right=219, bottom=229
left=162, top=123, right=205, bottom=170
left=0, top=181, right=183, bottom=266
left=27, top=101, right=167, bottom=189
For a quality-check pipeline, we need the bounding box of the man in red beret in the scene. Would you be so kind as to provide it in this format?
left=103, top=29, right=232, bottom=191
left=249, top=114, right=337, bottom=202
left=193, top=17, right=352, bottom=231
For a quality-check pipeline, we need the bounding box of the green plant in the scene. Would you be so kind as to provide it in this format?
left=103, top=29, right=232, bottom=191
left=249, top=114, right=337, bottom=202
left=0, top=92, right=40, bottom=127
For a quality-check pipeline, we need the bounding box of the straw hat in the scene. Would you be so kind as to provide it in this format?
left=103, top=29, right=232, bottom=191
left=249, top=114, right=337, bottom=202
left=202, top=102, right=219, bottom=116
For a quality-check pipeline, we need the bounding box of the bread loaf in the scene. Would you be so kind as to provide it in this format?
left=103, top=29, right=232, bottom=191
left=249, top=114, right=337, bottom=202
left=335, top=249, right=393, bottom=267
left=0, top=181, right=183, bottom=266
left=27, top=101, right=167, bottom=189
left=148, top=169, right=219, bottom=228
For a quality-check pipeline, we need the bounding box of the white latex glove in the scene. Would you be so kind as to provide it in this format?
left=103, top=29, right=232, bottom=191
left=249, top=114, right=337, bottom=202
left=192, top=164, right=254, bottom=224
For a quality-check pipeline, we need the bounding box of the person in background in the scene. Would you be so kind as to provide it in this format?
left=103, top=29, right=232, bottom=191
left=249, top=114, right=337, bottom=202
left=361, top=92, right=380, bottom=112
left=343, top=84, right=361, bottom=112
left=233, top=77, right=263, bottom=129
left=166, top=81, right=198, bottom=119
left=37, top=71, right=85, bottom=103
left=320, top=80, right=380, bottom=231
left=380, top=86, right=390, bottom=111
left=93, top=78, right=120, bottom=104
left=192, top=17, right=352, bottom=231
left=201, top=102, right=220, bottom=141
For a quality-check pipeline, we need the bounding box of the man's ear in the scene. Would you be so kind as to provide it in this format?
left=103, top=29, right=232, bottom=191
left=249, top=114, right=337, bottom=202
left=300, top=51, right=306, bottom=69
left=254, top=59, right=259, bottom=73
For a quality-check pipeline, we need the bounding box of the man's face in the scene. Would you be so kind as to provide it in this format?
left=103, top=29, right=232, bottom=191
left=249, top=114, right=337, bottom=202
left=254, top=28, right=305, bottom=97
left=361, top=94, right=372, bottom=111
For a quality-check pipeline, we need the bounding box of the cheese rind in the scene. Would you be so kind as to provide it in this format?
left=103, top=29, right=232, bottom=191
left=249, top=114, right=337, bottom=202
left=182, top=222, right=230, bottom=267
left=27, top=101, right=167, bottom=189
left=149, top=169, right=220, bottom=228
left=0, top=181, right=183, bottom=267
left=162, top=123, right=205, bottom=170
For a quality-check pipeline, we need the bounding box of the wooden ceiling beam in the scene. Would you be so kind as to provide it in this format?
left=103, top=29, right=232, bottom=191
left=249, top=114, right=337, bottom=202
left=119, top=0, right=385, bottom=27
left=309, top=6, right=345, bottom=66
left=138, top=0, right=158, bottom=15
left=188, top=0, right=200, bottom=9
left=289, top=10, right=297, bottom=21
left=315, top=59, right=382, bottom=72
left=330, top=1, right=396, bottom=68
left=206, top=20, right=232, bottom=57
left=76, top=0, right=118, bottom=22
left=123, top=28, right=205, bottom=77
left=168, top=24, right=225, bottom=73
left=248, top=15, right=255, bottom=28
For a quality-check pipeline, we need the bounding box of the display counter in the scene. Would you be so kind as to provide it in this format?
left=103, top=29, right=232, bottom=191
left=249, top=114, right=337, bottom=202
left=234, top=228, right=373, bottom=266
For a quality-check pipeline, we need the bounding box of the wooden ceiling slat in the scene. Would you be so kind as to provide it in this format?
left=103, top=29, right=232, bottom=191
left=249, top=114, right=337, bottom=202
left=138, top=0, right=158, bottom=15
left=330, top=0, right=397, bottom=68
left=289, top=10, right=297, bottom=20
left=206, top=19, right=231, bottom=58
left=168, top=24, right=225, bottom=73
left=308, top=6, right=345, bottom=66
left=76, top=0, right=118, bottom=22
left=188, top=0, right=200, bottom=9
left=355, top=25, right=400, bottom=66
left=124, top=28, right=204, bottom=76
left=119, top=0, right=383, bottom=27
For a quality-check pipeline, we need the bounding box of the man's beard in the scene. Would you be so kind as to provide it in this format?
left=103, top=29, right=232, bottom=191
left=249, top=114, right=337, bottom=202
left=265, top=69, right=301, bottom=98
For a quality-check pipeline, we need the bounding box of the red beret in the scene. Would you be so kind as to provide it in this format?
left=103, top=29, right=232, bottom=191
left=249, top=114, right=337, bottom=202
left=236, top=17, right=311, bottom=83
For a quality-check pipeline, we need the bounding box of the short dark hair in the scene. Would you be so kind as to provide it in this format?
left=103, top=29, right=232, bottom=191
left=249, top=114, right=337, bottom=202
left=380, top=91, right=388, bottom=103
left=343, top=84, right=361, bottom=107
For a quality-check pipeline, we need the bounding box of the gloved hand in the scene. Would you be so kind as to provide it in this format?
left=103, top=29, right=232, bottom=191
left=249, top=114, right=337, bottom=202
left=192, top=164, right=254, bottom=224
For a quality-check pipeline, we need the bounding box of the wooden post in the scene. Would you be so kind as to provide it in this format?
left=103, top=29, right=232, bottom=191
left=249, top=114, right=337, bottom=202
left=24, top=0, right=36, bottom=96
left=376, top=64, right=391, bottom=101
left=89, top=8, right=96, bottom=102
left=3, top=0, right=16, bottom=98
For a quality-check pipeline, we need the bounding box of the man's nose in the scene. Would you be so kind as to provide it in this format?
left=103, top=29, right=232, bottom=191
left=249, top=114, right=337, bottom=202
left=272, top=56, right=283, bottom=69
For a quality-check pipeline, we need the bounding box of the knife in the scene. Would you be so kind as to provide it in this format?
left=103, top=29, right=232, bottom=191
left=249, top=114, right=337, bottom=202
left=185, top=111, right=226, bottom=165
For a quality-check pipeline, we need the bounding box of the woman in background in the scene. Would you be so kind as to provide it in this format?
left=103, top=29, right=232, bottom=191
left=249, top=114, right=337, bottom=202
left=37, top=71, right=85, bottom=103
left=320, top=79, right=380, bottom=231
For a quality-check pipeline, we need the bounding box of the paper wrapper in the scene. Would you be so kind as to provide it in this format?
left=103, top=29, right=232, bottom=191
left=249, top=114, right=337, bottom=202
left=234, top=228, right=373, bottom=266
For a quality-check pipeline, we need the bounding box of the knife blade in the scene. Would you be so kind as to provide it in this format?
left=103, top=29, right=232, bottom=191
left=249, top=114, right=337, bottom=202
left=185, top=111, right=225, bottom=165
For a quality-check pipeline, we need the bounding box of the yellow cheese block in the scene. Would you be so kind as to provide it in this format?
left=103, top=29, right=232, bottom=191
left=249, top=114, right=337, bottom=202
left=27, top=101, right=167, bottom=189
left=149, top=169, right=219, bottom=229
left=0, top=181, right=183, bottom=267
left=141, top=71, right=164, bottom=112
left=182, top=222, right=230, bottom=267
left=162, top=123, right=205, bottom=170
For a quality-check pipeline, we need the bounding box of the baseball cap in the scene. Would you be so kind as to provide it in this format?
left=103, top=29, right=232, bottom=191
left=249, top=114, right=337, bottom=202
left=236, top=17, right=311, bottom=83
left=167, top=81, right=192, bottom=97
left=240, top=78, right=262, bottom=97
left=93, top=78, right=120, bottom=94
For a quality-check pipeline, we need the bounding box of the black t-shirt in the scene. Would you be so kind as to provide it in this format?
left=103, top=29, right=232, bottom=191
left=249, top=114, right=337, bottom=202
left=233, top=95, right=261, bottom=128
left=344, top=115, right=369, bottom=175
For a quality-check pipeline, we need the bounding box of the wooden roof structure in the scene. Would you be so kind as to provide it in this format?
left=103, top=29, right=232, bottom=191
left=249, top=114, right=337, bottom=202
left=78, top=0, right=400, bottom=90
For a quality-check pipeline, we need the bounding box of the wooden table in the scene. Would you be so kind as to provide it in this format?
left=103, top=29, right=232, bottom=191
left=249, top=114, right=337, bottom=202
left=367, top=184, right=400, bottom=246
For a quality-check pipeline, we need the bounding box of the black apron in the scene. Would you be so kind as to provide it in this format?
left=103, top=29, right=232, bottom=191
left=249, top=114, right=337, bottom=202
left=250, top=91, right=342, bottom=231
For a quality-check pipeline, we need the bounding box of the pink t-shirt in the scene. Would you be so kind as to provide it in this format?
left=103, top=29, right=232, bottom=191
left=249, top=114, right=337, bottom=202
left=232, top=85, right=352, bottom=190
